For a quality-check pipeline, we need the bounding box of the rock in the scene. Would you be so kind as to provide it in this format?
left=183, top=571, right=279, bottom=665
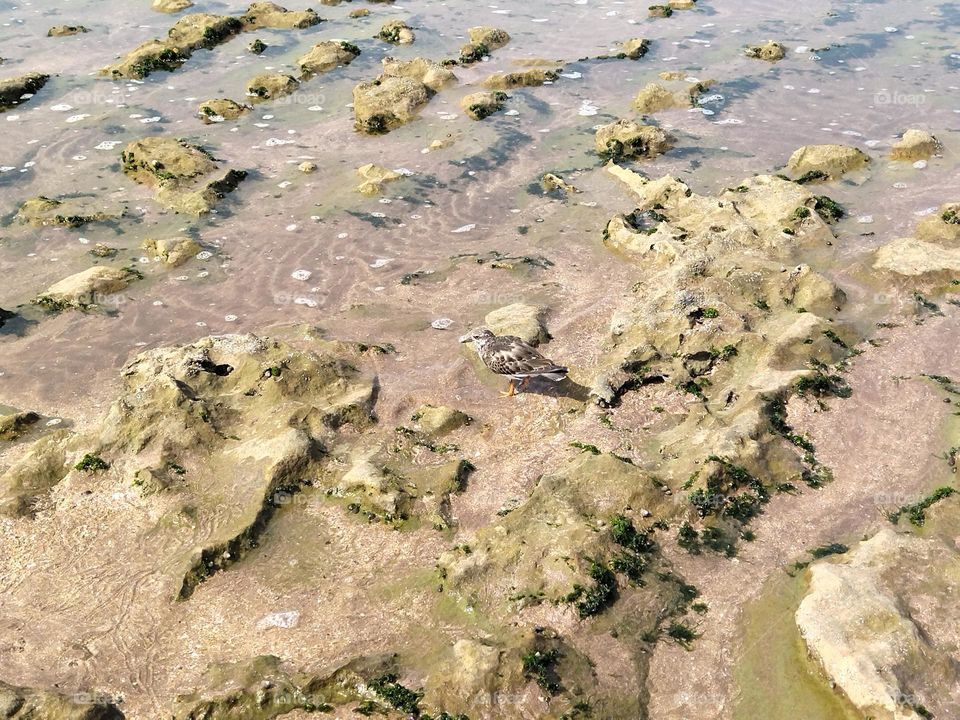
left=141, top=236, right=202, bottom=266
left=121, top=137, right=247, bottom=215
left=0, top=680, right=123, bottom=719
left=380, top=56, right=457, bottom=92
left=47, top=25, right=89, bottom=37
left=239, top=2, right=323, bottom=30
left=541, top=173, right=579, bottom=195
left=460, top=25, right=510, bottom=63
left=670, top=0, right=696, bottom=7
left=633, top=79, right=712, bottom=114
left=245, top=73, right=299, bottom=100
left=482, top=68, right=559, bottom=89
left=298, top=161, right=317, bottom=173
left=0, top=411, right=40, bottom=441
left=484, top=304, right=548, bottom=345
left=890, top=129, right=940, bottom=161
left=0, top=72, right=49, bottom=111
left=356, top=163, right=402, bottom=195
left=620, top=37, right=650, bottom=59
left=197, top=97, right=249, bottom=122
left=745, top=41, right=786, bottom=61
left=378, top=19, right=414, bottom=44
left=353, top=75, right=430, bottom=134
left=16, top=195, right=123, bottom=227
left=649, top=5, right=673, bottom=17
left=410, top=405, right=471, bottom=436
left=247, top=38, right=266, bottom=54
left=349, top=8, right=371, bottom=18
left=0, top=307, right=15, bottom=328
left=915, top=202, right=960, bottom=245
left=34, top=266, right=139, bottom=311
left=297, top=40, right=360, bottom=74
left=460, top=90, right=506, bottom=120
left=787, top=144, right=870, bottom=180
left=595, top=119, right=672, bottom=161
left=91, top=243, right=118, bottom=258
left=152, top=0, right=194, bottom=12
left=874, top=237, right=960, bottom=277
left=0, top=432, right=71, bottom=516
left=796, top=529, right=960, bottom=720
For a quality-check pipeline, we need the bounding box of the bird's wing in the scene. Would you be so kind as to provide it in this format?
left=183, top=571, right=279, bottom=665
left=485, top=336, right=567, bottom=376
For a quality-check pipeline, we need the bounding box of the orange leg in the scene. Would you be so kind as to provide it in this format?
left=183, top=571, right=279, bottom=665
left=499, top=380, right=517, bottom=397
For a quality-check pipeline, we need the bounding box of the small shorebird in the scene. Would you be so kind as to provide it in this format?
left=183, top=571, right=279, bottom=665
left=459, top=327, right=569, bottom=396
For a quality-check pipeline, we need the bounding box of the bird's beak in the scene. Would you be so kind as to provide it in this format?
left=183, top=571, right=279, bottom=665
left=458, top=333, right=472, bottom=343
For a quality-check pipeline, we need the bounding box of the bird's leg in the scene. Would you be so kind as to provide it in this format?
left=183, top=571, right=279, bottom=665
left=499, top=380, right=516, bottom=397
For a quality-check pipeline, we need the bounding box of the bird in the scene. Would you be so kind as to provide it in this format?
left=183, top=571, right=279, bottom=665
left=459, top=327, right=568, bottom=396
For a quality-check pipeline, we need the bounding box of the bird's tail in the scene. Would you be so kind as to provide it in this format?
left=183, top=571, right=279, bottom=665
left=542, top=367, right=568, bottom=381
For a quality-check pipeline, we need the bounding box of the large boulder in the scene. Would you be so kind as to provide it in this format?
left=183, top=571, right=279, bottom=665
left=484, top=303, right=548, bottom=345
left=595, top=119, right=672, bottom=161
left=787, top=144, right=870, bottom=180
left=353, top=75, right=430, bottom=133
left=297, top=40, right=360, bottom=74
left=33, top=266, right=140, bottom=311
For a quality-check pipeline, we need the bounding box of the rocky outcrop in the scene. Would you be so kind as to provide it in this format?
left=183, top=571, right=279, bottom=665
left=0, top=680, right=123, bottom=719
left=16, top=195, right=124, bottom=227
left=595, top=119, right=672, bottom=161
left=796, top=529, right=960, bottom=720
left=745, top=41, right=786, bottom=61
left=459, top=25, right=510, bottom=63
left=0, top=73, right=49, bottom=111
left=297, top=40, right=360, bottom=74
left=786, top=144, right=870, bottom=181
left=120, top=137, right=247, bottom=215
left=633, top=78, right=712, bottom=114
left=141, top=236, right=202, bottom=266
left=239, top=2, right=322, bottom=29
left=620, top=37, right=650, bottom=59
left=197, top=98, right=249, bottom=122
left=33, top=266, right=140, bottom=312
left=482, top=68, right=559, bottom=89
left=245, top=73, right=299, bottom=100
left=353, top=75, right=431, bottom=134
left=890, top=129, right=940, bottom=161
left=377, top=19, right=414, bottom=44
left=484, top=304, right=548, bottom=345
left=380, top=56, right=456, bottom=92
left=461, top=90, right=506, bottom=120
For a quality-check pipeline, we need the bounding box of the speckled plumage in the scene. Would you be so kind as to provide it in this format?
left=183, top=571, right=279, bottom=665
left=460, top=328, right=568, bottom=392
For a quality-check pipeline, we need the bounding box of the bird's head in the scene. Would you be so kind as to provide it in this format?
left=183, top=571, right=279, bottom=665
left=459, top=327, right=495, bottom=347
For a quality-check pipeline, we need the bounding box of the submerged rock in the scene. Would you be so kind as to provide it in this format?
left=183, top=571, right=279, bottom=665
left=460, top=90, right=506, bottom=121
left=410, top=405, right=471, bottom=436
left=356, top=163, right=402, bottom=195
left=152, top=0, right=194, bottom=12
left=297, top=40, right=360, bottom=74
left=874, top=238, right=960, bottom=278
left=247, top=37, right=267, bottom=54
left=890, top=129, right=940, bottom=161
left=378, top=19, right=414, bottom=44
left=0, top=72, right=49, bottom=111
left=245, top=72, right=299, bottom=100
left=632, top=78, right=711, bottom=113
left=484, top=303, right=548, bottom=345
left=482, top=68, right=559, bottom=89
left=142, top=236, right=202, bottom=266
left=353, top=75, right=430, bottom=133
left=239, top=2, right=323, bottom=30
left=745, top=41, right=786, bottom=61
left=197, top=97, right=249, bottom=122
left=47, top=25, right=89, bottom=37
left=34, top=266, right=140, bottom=312
left=796, top=529, right=960, bottom=720
left=16, top=195, right=123, bottom=228
left=620, top=37, right=650, bottom=59
left=787, top=144, right=870, bottom=181
left=381, top=56, right=457, bottom=92
left=121, top=137, right=247, bottom=215
left=459, top=25, right=510, bottom=63
left=595, top=119, right=672, bottom=161
left=541, top=173, right=580, bottom=196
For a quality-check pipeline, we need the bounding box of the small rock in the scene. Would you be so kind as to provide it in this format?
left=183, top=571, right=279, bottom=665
left=484, top=304, right=548, bottom=346
left=378, top=19, right=415, bottom=44
left=141, top=236, right=202, bottom=267
left=745, top=41, right=787, bottom=61
left=460, top=91, right=506, bottom=121
left=47, top=25, right=89, bottom=37
left=298, top=161, right=317, bottom=174
left=890, top=129, right=940, bottom=162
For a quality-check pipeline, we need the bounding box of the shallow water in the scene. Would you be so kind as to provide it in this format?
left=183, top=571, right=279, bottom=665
left=1, top=0, right=960, bottom=717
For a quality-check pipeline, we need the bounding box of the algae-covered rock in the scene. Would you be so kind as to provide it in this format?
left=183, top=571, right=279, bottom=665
left=0, top=431, right=72, bottom=516
left=121, top=137, right=247, bottom=215
left=874, top=237, right=960, bottom=278
left=0, top=72, right=49, bottom=111
left=349, top=8, right=370, bottom=18
left=633, top=78, right=712, bottom=114
left=410, top=405, right=471, bottom=436
left=142, top=236, right=202, bottom=266
left=247, top=38, right=267, bottom=54
left=787, top=144, right=870, bottom=180
left=459, top=25, right=510, bottom=63
left=152, top=0, right=194, bottom=12
left=745, top=41, right=786, bottom=61
left=484, top=304, right=548, bottom=346
left=649, top=5, right=673, bottom=17
left=353, top=75, right=430, bottom=133
left=595, top=119, right=672, bottom=161
left=198, top=98, right=249, bottom=123
left=915, top=202, right=960, bottom=245
left=297, top=40, right=360, bottom=74
left=796, top=529, right=960, bottom=720
left=0, top=411, right=40, bottom=441
left=620, top=37, right=650, bottom=59
left=541, top=173, right=579, bottom=195
left=381, top=56, right=457, bottom=92
left=16, top=195, right=123, bottom=228
left=356, top=163, right=401, bottom=195
left=47, top=25, right=89, bottom=37
left=378, top=19, right=414, bottom=44
left=0, top=680, right=123, bottom=719
left=240, top=2, right=323, bottom=30
left=482, top=68, right=559, bottom=89
left=890, top=129, right=940, bottom=161
left=460, top=90, right=506, bottom=121
left=245, top=73, right=299, bottom=100
left=34, top=266, right=140, bottom=312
